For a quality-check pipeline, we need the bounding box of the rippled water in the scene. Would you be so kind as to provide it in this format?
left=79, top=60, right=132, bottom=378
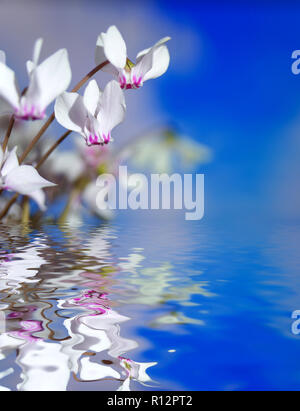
left=1, top=211, right=300, bottom=391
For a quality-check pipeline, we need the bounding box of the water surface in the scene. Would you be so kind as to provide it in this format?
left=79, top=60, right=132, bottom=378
left=0, top=211, right=300, bottom=391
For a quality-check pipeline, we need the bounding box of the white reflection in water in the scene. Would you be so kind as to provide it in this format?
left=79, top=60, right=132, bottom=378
left=117, top=251, right=213, bottom=326
left=0, top=287, right=156, bottom=391
left=0, top=239, right=47, bottom=294
left=0, top=226, right=157, bottom=391
left=0, top=219, right=210, bottom=391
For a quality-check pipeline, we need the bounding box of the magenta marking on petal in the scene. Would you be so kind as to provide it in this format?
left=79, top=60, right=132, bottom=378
left=86, top=134, right=103, bottom=146
left=103, top=133, right=111, bottom=144
left=119, top=75, right=126, bottom=89
left=15, top=104, right=45, bottom=121
left=88, top=134, right=93, bottom=145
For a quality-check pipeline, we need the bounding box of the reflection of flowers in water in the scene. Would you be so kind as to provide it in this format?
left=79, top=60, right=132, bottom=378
left=0, top=287, right=157, bottom=391
left=118, top=252, right=214, bottom=326
left=0, top=240, right=47, bottom=294
left=11, top=320, right=43, bottom=342
left=60, top=289, right=156, bottom=390
left=118, top=356, right=157, bottom=391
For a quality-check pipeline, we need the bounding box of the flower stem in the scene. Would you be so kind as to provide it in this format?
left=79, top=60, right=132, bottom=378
left=2, top=115, right=15, bottom=152
left=19, top=113, right=55, bottom=164
left=21, top=196, right=30, bottom=224
left=58, top=187, right=79, bottom=225
left=0, top=193, right=19, bottom=220
left=19, top=60, right=109, bottom=165
left=1, top=87, right=29, bottom=153
left=36, top=130, right=72, bottom=170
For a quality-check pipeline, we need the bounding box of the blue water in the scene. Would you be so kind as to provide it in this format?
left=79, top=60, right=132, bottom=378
left=0, top=208, right=300, bottom=391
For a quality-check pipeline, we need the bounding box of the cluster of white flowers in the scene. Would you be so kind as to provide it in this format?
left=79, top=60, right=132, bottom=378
left=0, top=26, right=171, bottom=215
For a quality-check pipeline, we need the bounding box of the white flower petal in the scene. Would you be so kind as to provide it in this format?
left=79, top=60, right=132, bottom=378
left=99, top=62, right=120, bottom=78
left=101, top=26, right=127, bottom=69
left=25, top=48, right=72, bottom=112
left=134, top=37, right=171, bottom=82
left=83, top=80, right=101, bottom=116
left=83, top=114, right=104, bottom=145
left=95, top=34, right=107, bottom=66
left=136, top=36, right=171, bottom=61
left=97, top=80, right=126, bottom=136
left=28, top=189, right=46, bottom=211
left=142, top=45, right=170, bottom=82
left=55, top=92, right=87, bottom=133
left=26, top=61, right=34, bottom=76
left=5, top=165, right=55, bottom=195
left=32, top=38, right=44, bottom=66
left=0, top=63, right=20, bottom=111
left=0, top=99, right=15, bottom=116
left=1, top=146, right=19, bottom=177
left=26, top=38, right=44, bottom=76
left=0, top=51, right=6, bottom=65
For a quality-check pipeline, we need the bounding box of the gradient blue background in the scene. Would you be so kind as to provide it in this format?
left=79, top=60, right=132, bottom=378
left=1, top=0, right=300, bottom=391
left=1, top=0, right=300, bottom=222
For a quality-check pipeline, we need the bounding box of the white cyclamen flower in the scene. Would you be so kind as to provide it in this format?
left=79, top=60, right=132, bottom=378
left=0, top=51, right=5, bottom=65
left=55, top=79, right=126, bottom=146
left=95, top=25, right=170, bottom=90
left=0, top=146, right=55, bottom=210
left=0, top=38, right=71, bottom=120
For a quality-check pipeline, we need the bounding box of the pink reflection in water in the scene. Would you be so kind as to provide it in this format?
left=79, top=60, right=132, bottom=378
left=11, top=320, right=43, bottom=342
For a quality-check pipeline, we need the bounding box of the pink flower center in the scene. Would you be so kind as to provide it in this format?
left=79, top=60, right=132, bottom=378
left=15, top=104, right=45, bottom=121
left=119, top=74, right=142, bottom=90
left=86, top=132, right=111, bottom=146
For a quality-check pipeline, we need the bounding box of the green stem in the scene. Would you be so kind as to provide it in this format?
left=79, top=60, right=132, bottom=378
left=21, top=196, right=30, bottom=224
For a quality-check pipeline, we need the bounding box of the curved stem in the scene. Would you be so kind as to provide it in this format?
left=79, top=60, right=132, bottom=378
left=36, top=130, right=72, bottom=170
left=71, top=61, right=109, bottom=92
left=0, top=193, right=19, bottom=220
left=19, top=113, right=55, bottom=163
left=2, top=115, right=15, bottom=152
